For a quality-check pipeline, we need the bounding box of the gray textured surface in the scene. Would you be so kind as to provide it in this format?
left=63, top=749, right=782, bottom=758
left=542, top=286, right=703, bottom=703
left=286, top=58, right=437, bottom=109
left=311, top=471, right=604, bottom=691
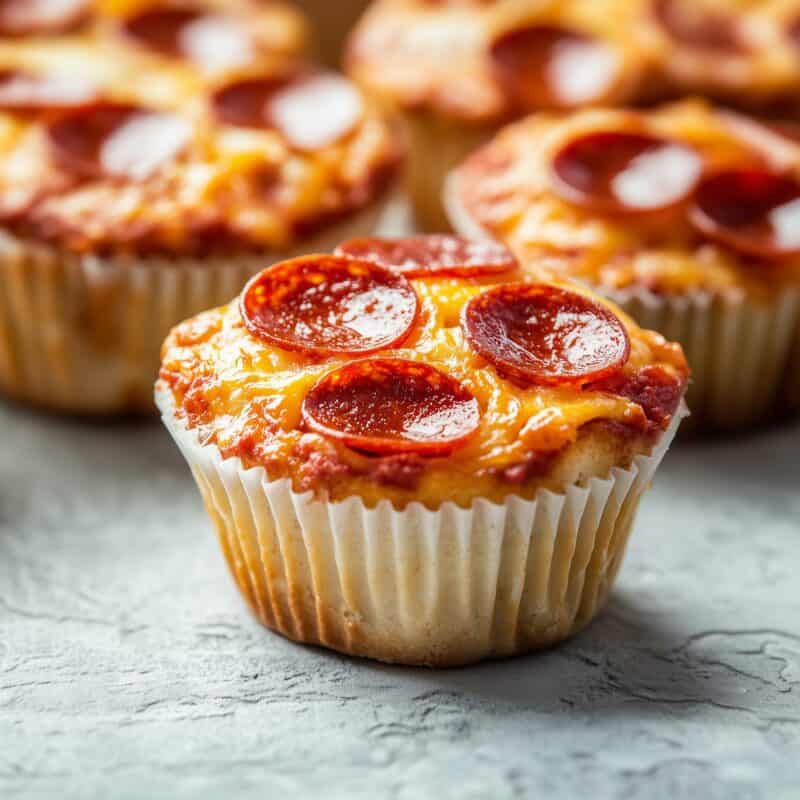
left=2, top=402, right=799, bottom=799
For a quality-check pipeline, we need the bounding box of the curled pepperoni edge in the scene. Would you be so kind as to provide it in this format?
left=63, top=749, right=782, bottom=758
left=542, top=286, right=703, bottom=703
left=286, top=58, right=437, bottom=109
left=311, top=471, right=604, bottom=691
left=334, top=235, right=518, bottom=279
left=549, top=129, right=703, bottom=215
left=239, top=255, right=420, bottom=357
left=462, top=283, right=631, bottom=387
left=688, top=168, right=800, bottom=260
left=301, top=358, right=481, bottom=456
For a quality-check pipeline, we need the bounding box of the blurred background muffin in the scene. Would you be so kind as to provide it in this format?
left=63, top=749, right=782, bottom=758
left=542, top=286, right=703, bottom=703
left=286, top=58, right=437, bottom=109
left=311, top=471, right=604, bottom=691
left=0, top=1, right=401, bottom=414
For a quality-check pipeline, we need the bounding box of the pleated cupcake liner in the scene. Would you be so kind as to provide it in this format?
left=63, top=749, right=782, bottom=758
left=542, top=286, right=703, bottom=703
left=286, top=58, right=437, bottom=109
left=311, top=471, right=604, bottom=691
left=0, top=200, right=388, bottom=415
left=603, top=286, right=800, bottom=431
left=444, top=170, right=800, bottom=430
left=158, top=386, right=686, bottom=667
left=403, top=111, right=499, bottom=233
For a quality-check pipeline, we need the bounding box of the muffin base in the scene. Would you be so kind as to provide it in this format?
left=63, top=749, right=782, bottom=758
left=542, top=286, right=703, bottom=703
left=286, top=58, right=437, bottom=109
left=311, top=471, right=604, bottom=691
left=0, top=201, right=389, bottom=415
left=158, top=389, right=685, bottom=667
left=404, top=110, right=499, bottom=233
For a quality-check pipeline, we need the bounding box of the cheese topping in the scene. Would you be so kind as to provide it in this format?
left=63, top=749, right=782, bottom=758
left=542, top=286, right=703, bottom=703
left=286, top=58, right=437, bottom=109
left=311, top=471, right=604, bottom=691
left=159, top=257, right=688, bottom=507
left=347, top=0, right=800, bottom=121
left=0, top=2, right=399, bottom=255
left=453, top=101, right=800, bottom=298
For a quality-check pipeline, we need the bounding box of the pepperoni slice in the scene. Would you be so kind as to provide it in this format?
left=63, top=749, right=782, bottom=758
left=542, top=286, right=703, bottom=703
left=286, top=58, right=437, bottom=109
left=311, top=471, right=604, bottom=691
left=122, top=8, right=254, bottom=71
left=550, top=130, right=703, bottom=214
left=240, top=255, right=419, bottom=357
left=689, top=169, right=800, bottom=260
left=463, top=284, right=630, bottom=387
left=0, top=70, right=98, bottom=114
left=213, top=73, right=363, bottom=151
left=301, top=358, right=480, bottom=456
left=47, top=103, right=191, bottom=181
left=0, top=0, right=89, bottom=36
left=123, top=8, right=200, bottom=56
left=489, top=25, right=621, bottom=109
left=335, top=235, right=517, bottom=279
left=653, top=0, right=746, bottom=52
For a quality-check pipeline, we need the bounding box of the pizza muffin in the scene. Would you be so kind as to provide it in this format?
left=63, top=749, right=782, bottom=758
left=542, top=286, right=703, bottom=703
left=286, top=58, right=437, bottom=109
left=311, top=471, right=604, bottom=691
left=643, top=0, right=800, bottom=111
left=346, top=0, right=800, bottom=232
left=0, top=2, right=400, bottom=414
left=157, top=236, right=688, bottom=667
left=447, top=100, right=800, bottom=429
left=346, top=0, right=654, bottom=231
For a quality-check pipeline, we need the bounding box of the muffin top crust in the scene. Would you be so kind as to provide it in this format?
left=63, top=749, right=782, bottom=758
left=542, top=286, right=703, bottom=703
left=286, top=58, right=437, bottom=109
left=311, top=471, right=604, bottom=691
left=158, top=236, right=688, bottom=508
left=346, top=0, right=800, bottom=123
left=346, top=0, right=652, bottom=123
left=0, top=1, right=399, bottom=256
left=450, top=100, right=800, bottom=299
left=644, top=0, right=800, bottom=104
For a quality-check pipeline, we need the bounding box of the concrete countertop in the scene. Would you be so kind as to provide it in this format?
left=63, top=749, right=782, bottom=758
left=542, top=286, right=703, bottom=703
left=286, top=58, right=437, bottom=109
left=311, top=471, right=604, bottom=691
left=2, top=398, right=799, bottom=799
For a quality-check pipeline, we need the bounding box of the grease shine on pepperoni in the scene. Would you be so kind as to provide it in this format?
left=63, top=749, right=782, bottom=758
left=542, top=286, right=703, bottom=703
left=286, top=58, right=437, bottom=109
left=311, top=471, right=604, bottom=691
left=213, top=73, right=363, bottom=150
left=123, top=7, right=254, bottom=71
left=0, top=70, right=98, bottom=114
left=550, top=130, right=703, bottom=214
left=0, top=0, right=89, bottom=36
left=301, top=358, right=480, bottom=456
left=335, top=235, right=517, bottom=279
left=689, top=169, right=800, bottom=260
left=47, top=103, right=191, bottom=181
left=653, top=0, right=746, bottom=52
left=489, top=25, right=621, bottom=109
left=240, top=256, right=419, bottom=356
left=463, top=284, right=630, bottom=387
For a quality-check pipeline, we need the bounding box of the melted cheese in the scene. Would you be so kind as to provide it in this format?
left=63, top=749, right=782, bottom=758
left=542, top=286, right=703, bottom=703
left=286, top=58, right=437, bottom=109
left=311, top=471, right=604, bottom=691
left=455, top=100, right=800, bottom=299
left=159, top=269, right=688, bottom=507
left=0, top=1, right=399, bottom=255
left=347, top=0, right=652, bottom=121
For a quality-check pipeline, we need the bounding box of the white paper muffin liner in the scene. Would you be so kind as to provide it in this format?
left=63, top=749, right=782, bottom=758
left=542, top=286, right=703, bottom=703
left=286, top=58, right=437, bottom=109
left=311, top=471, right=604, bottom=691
left=444, top=170, right=800, bottom=430
left=604, top=286, right=800, bottom=430
left=157, top=386, right=686, bottom=667
left=0, top=200, right=388, bottom=415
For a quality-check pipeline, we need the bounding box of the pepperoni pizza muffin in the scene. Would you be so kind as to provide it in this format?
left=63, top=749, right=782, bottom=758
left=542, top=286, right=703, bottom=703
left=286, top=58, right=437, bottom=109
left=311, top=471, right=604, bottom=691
left=346, top=0, right=654, bottom=231
left=157, top=236, right=688, bottom=666
left=447, top=100, right=800, bottom=429
left=346, top=0, right=800, bottom=232
left=0, top=1, right=400, bottom=414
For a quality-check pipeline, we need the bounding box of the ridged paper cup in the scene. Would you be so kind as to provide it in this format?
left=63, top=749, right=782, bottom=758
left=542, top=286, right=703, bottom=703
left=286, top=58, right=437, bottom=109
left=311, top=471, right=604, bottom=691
left=157, top=387, right=687, bottom=668
left=404, top=111, right=499, bottom=233
left=0, top=200, right=388, bottom=415
left=444, top=170, right=800, bottom=431
left=780, top=335, right=800, bottom=414
left=604, top=287, right=800, bottom=430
